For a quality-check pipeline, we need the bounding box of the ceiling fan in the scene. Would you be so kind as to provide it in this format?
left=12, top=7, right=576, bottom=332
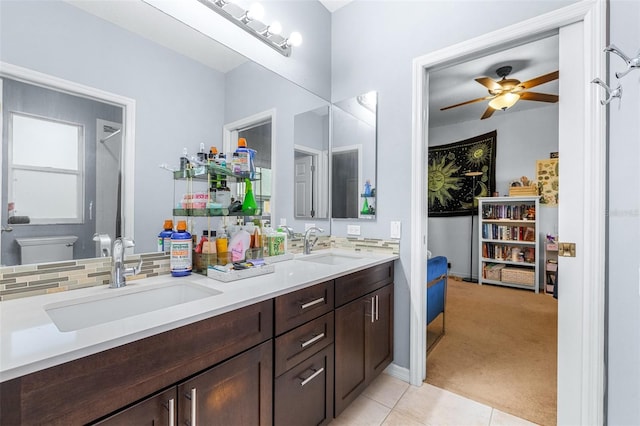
left=440, top=65, right=559, bottom=120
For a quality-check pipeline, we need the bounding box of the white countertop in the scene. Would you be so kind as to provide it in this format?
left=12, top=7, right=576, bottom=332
left=0, top=249, right=397, bottom=382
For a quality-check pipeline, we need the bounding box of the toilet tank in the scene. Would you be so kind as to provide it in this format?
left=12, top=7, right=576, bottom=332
left=15, top=236, right=78, bottom=264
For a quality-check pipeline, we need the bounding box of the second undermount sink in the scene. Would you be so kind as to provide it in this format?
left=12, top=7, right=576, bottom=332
left=45, top=281, right=222, bottom=332
left=297, top=252, right=363, bottom=265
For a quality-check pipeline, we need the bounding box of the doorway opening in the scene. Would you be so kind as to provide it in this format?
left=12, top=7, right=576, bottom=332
left=409, top=3, right=606, bottom=425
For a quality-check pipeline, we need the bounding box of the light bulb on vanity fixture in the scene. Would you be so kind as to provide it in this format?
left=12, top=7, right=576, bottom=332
left=197, top=0, right=303, bottom=57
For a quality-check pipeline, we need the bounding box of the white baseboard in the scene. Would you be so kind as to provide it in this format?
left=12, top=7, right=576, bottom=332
left=384, top=362, right=411, bottom=384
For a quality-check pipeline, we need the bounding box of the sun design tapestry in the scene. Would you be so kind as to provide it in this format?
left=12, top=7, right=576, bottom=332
left=428, top=130, right=497, bottom=217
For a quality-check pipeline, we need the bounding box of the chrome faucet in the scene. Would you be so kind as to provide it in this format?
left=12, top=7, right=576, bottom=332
left=110, top=237, right=142, bottom=288
left=303, top=227, right=324, bottom=255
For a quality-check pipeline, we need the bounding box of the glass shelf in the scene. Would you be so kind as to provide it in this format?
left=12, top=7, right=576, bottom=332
left=173, top=164, right=260, bottom=181
left=173, top=208, right=262, bottom=217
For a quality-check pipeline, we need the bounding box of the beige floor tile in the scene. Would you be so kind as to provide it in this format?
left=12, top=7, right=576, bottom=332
left=330, top=394, right=391, bottom=426
left=382, top=409, right=426, bottom=426
left=393, top=383, right=492, bottom=426
left=490, top=409, right=539, bottom=426
left=363, top=373, right=410, bottom=408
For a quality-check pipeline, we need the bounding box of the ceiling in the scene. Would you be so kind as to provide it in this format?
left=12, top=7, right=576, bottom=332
left=428, top=35, right=560, bottom=128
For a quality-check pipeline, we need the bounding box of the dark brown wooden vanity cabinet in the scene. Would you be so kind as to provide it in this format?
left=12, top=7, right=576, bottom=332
left=96, top=341, right=273, bottom=426
left=274, top=280, right=335, bottom=426
left=0, top=300, right=273, bottom=426
left=334, top=262, right=394, bottom=416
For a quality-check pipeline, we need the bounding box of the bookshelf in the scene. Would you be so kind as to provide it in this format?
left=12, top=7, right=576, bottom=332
left=478, top=196, right=540, bottom=293
left=544, top=241, right=558, bottom=295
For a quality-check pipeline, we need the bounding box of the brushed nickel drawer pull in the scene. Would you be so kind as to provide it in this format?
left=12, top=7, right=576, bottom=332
left=375, top=294, right=379, bottom=321
left=300, top=332, right=325, bottom=348
left=168, top=398, right=175, bottom=426
left=300, top=367, right=325, bottom=387
left=185, top=388, right=197, bottom=426
left=300, top=297, right=325, bottom=310
left=371, top=296, right=375, bottom=323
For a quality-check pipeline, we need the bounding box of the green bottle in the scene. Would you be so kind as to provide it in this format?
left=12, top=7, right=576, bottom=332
left=242, top=179, right=258, bottom=214
left=361, top=198, right=370, bottom=215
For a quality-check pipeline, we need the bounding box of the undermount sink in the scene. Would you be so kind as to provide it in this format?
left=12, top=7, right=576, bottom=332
left=45, top=281, right=222, bottom=332
left=297, top=252, right=363, bottom=265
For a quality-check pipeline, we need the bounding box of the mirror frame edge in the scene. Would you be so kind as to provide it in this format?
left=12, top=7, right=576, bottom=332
left=0, top=61, right=136, bottom=255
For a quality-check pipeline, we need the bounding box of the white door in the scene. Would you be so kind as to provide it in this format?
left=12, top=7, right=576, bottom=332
left=294, top=154, right=314, bottom=217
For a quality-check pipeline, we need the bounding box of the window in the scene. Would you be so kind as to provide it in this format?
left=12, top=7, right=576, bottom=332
left=9, top=113, right=84, bottom=224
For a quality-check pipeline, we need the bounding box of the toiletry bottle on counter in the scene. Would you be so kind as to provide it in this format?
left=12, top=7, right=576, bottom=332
left=170, top=220, right=192, bottom=277
left=157, top=219, right=174, bottom=252
left=216, top=180, right=231, bottom=208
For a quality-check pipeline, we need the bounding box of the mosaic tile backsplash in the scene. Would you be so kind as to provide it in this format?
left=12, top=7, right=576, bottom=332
left=0, top=237, right=399, bottom=301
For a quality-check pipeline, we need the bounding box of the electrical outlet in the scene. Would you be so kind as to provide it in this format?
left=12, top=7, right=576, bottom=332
left=390, top=221, right=401, bottom=239
left=304, top=223, right=316, bottom=231
left=347, top=225, right=361, bottom=235
left=280, top=218, right=287, bottom=226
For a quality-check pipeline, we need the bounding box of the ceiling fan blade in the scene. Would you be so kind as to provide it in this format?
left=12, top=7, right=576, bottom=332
left=475, top=77, right=502, bottom=91
left=440, top=96, right=493, bottom=111
left=519, top=91, right=559, bottom=103
left=518, top=71, right=559, bottom=90
left=480, top=106, right=495, bottom=120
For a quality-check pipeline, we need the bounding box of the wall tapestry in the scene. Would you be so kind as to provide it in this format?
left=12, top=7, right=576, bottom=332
left=428, top=130, right=497, bottom=217
left=536, top=158, right=559, bottom=206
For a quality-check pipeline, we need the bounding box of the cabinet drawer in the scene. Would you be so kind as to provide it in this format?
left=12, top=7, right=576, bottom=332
left=275, top=312, right=334, bottom=377
left=274, top=344, right=334, bottom=426
left=335, top=262, right=394, bottom=307
left=275, top=280, right=334, bottom=335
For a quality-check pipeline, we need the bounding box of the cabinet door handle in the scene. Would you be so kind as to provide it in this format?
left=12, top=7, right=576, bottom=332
left=300, top=297, right=325, bottom=310
left=300, top=332, right=325, bottom=348
left=185, top=388, right=197, bottom=426
left=167, top=398, right=175, bottom=426
left=300, top=367, right=324, bottom=387
left=375, top=294, right=379, bottom=321
left=371, top=296, right=375, bottom=323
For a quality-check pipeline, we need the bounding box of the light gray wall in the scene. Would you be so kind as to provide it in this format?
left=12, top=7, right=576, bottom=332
left=607, top=1, right=640, bottom=423
left=428, top=106, right=559, bottom=283
left=225, top=61, right=331, bottom=231
left=0, top=1, right=227, bottom=254
left=331, top=0, right=575, bottom=370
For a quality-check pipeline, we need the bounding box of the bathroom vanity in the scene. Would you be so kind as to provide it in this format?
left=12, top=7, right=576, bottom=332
left=0, top=250, right=396, bottom=425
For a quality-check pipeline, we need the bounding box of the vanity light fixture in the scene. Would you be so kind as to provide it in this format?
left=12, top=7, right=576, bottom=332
left=197, top=0, right=302, bottom=56
left=488, top=92, right=520, bottom=111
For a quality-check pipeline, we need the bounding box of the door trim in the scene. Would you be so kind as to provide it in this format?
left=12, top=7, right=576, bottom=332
left=0, top=62, right=136, bottom=249
left=410, top=1, right=606, bottom=425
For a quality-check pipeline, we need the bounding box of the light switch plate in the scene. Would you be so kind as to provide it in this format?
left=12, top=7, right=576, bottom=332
left=390, top=221, right=401, bottom=239
left=347, top=225, right=361, bottom=235
left=280, top=218, right=287, bottom=226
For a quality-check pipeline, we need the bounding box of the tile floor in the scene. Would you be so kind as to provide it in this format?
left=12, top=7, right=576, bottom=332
left=330, top=373, right=538, bottom=426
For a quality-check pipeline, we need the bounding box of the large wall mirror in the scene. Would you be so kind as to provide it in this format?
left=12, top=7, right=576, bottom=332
left=331, top=92, right=378, bottom=220
left=0, top=0, right=330, bottom=266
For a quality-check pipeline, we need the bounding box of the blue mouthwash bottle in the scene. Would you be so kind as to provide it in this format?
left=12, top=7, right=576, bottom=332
left=157, top=219, right=174, bottom=252
left=170, top=220, right=192, bottom=277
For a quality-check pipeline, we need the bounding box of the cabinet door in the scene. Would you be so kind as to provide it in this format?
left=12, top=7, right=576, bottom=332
left=274, top=344, right=334, bottom=426
left=94, top=388, right=177, bottom=425
left=368, top=284, right=394, bottom=378
left=178, top=341, right=273, bottom=426
left=334, top=295, right=370, bottom=415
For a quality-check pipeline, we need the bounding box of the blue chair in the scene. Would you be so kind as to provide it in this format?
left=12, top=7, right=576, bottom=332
left=426, top=256, right=448, bottom=353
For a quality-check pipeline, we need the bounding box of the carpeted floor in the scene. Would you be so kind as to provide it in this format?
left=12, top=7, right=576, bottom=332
left=426, top=277, right=558, bottom=426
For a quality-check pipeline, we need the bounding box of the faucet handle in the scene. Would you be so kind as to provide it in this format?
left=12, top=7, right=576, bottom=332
left=123, top=258, right=143, bottom=278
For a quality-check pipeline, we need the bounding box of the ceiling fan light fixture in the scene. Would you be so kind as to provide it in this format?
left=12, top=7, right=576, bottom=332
left=488, top=93, right=520, bottom=111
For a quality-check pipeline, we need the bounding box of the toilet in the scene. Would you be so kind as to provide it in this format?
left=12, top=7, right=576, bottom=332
left=15, top=236, right=78, bottom=264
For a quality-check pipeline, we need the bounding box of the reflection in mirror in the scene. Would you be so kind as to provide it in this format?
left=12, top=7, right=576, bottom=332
left=1, top=0, right=332, bottom=266
left=331, top=91, right=377, bottom=219
left=1, top=77, right=124, bottom=266
left=293, top=106, right=330, bottom=219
